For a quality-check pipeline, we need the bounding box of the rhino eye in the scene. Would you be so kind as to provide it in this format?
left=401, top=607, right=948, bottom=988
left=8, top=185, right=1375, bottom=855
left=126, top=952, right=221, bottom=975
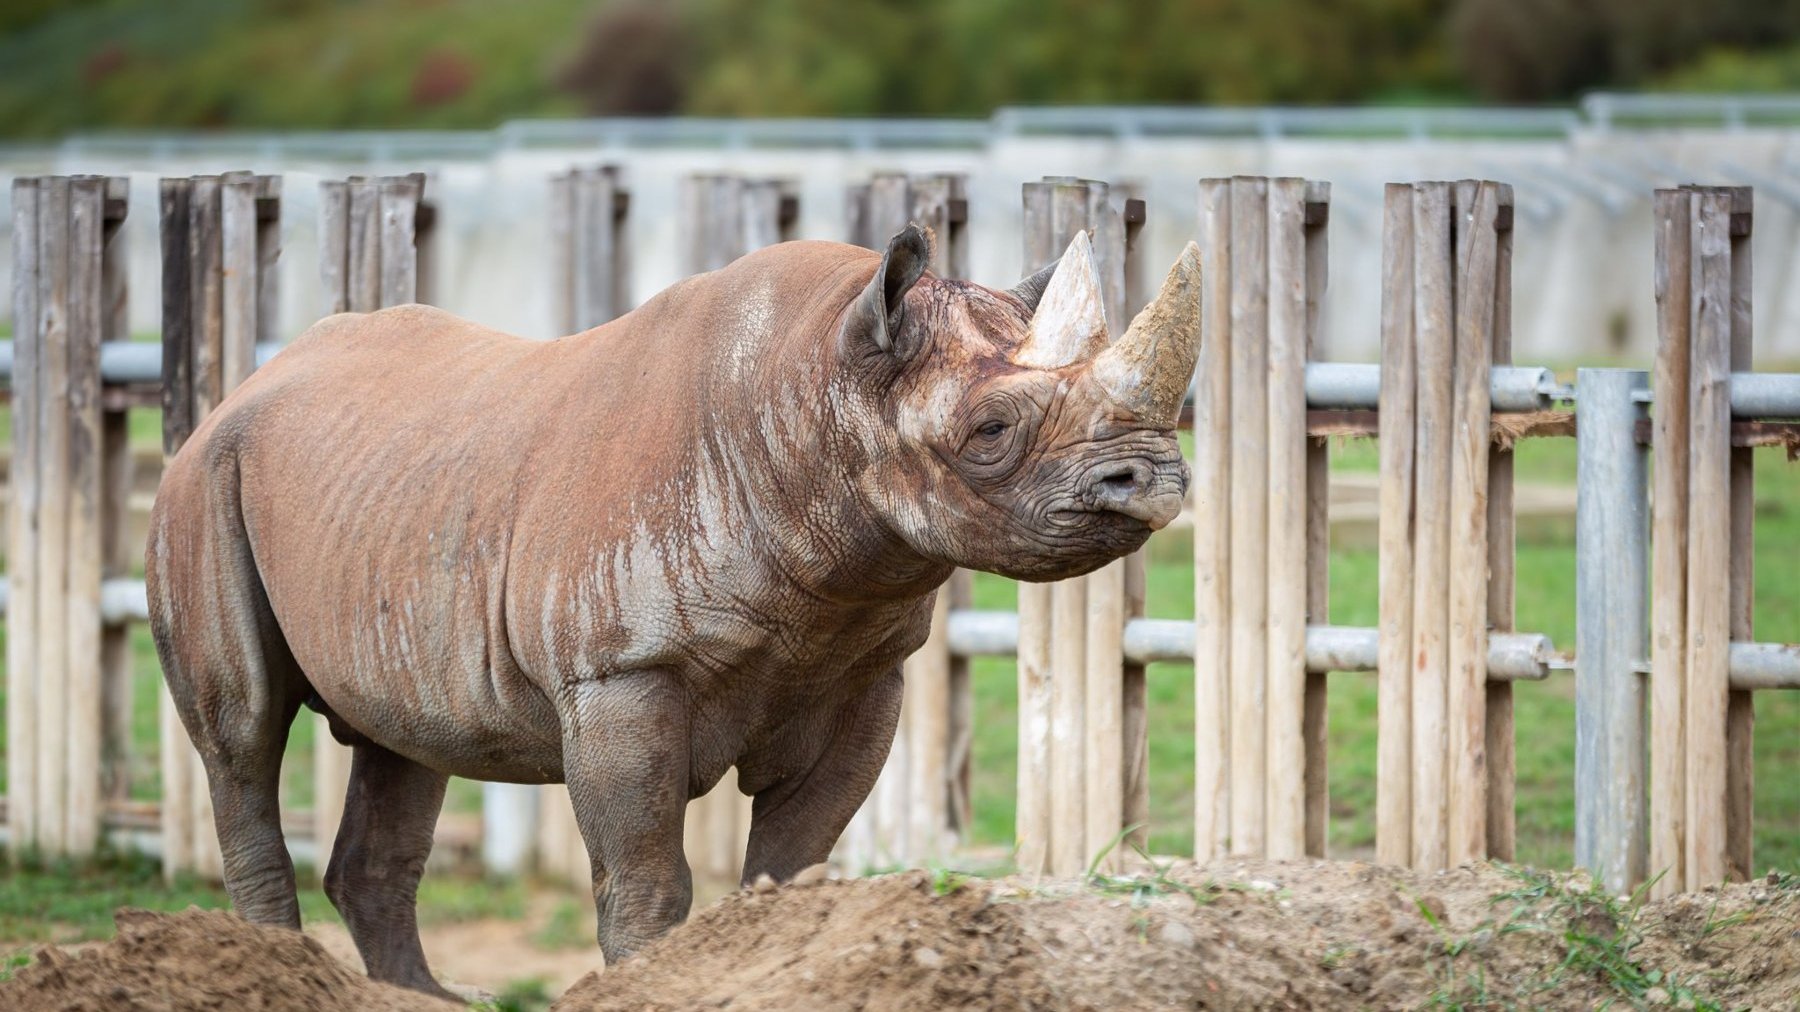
left=976, top=420, right=1008, bottom=439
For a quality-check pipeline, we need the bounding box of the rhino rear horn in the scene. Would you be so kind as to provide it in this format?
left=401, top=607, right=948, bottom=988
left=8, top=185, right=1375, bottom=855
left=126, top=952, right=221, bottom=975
left=1007, top=257, right=1060, bottom=312
left=840, top=224, right=932, bottom=357
left=1011, top=231, right=1108, bottom=370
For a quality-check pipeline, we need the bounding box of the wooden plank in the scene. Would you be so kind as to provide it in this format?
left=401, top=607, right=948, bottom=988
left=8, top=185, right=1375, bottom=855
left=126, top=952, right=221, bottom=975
left=585, top=169, right=620, bottom=325
left=609, top=170, right=630, bottom=318
left=907, top=591, right=952, bottom=861
left=100, top=181, right=134, bottom=806
left=550, top=173, right=575, bottom=334
left=36, top=175, right=72, bottom=857
left=254, top=176, right=281, bottom=346
left=1724, top=186, right=1754, bottom=882
left=220, top=175, right=259, bottom=391
left=1048, top=574, right=1089, bottom=875
left=1083, top=558, right=1125, bottom=871
left=1446, top=183, right=1498, bottom=865
left=845, top=183, right=872, bottom=249
left=156, top=177, right=196, bottom=878
left=1192, top=178, right=1232, bottom=864
left=742, top=179, right=788, bottom=253
left=1227, top=176, right=1270, bottom=856
left=1265, top=178, right=1309, bottom=859
left=1022, top=182, right=1055, bottom=271
left=1409, top=181, right=1454, bottom=872
left=64, top=176, right=106, bottom=855
left=571, top=171, right=598, bottom=330
left=1683, top=189, right=1734, bottom=889
left=188, top=176, right=223, bottom=418
left=319, top=180, right=349, bottom=315
left=378, top=176, right=419, bottom=307
left=867, top=173, right=910, bottom=251
left=1301, top=181, right=1331, bottom=859
left=9, top=178, right=42, bottom=854
left=1649, top=189, right=1693, bottom=897
left=1121, top=550, right=1149, bottom=856
left=408, top=174, right=436, bottom=306
left=946, top=569, right=974, bottom=837
left=1376, top=183, right=1417, bottom=867
left=159, top=179, right=195, bottom=454
left=346, top=177, right=381, bottom=312
left=1485, top=185, right=1518, bottom=861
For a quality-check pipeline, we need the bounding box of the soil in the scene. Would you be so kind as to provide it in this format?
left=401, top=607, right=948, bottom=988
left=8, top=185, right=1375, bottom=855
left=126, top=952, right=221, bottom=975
left=7, top=859, right=1799, bottom=1011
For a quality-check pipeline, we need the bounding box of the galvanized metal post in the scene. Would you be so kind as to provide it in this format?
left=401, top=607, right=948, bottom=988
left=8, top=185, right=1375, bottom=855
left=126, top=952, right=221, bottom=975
left=1574, top=367, right=1650, bottom=894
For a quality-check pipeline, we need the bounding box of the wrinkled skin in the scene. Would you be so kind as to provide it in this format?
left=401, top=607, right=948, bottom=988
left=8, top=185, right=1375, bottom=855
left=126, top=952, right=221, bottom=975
left=146, top=228, right=1195, bottom=998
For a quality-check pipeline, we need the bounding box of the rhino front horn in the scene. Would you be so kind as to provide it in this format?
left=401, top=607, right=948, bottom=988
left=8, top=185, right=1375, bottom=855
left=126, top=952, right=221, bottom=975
left=1087, top=242, right=1202, bottom=429
left=1011, top=231, right=1108, bottom=370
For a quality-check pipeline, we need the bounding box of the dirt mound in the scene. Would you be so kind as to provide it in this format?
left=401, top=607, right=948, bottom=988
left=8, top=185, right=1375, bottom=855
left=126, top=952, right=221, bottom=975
left=6, top=861, right=1798, bottom=1010
left=557, top=861, right=1800, bottom=1011
left=2, top=907, right=458, bottom=1012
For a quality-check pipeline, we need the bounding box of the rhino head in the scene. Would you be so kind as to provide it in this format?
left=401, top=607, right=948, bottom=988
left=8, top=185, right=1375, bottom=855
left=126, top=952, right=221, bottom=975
left=837, top=227, right=1200, bottom=582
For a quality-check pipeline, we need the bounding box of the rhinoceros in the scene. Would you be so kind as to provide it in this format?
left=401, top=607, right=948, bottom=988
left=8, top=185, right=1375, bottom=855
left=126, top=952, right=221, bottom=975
left=146, top=225, right=1199, bottom=997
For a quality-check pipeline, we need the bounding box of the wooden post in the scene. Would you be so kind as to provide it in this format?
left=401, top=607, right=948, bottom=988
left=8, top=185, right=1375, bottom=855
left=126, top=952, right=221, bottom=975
left=10, top=179, right=43, bottom=859
left=1192, top=179, right=1233, bottom=865
left=1723, top=187, right=1754, bottom=884
left=553, top=166, right=631, bottom=333
left=64, top=176, right=106, bottom=857
left=1377, top=181, right=1510, bottom=873
left=8, top=176, right=123, bottom=859
left=1015, top=181, right=1056, bottom=878
left=1375, top=184, right=1419, bottom=867
left=36, top=175, right=74, bottom=859
left=157, top=177, right=197, bottom=878
left=1649, top=188, right=1693, bottom=898
left=1265, top=178, right=1309, bottom=860
left=1193, top=178, right=1328, bottom=863
left=1485, top=189, right=1518, bottom=862
left=100, top=177, right=133, bottom=809
left=1225, top=177, right=1270, bottom=858
left=1446, top=182, right=1499, bottom=865
left=1407, top=182, right=1454, bottom=872
left=1684, top=189, right=1736, bottom=889
left=314, top=174, right=427, bottom=872
left=1301, top=184, right=1332, bottom=859
left=156, top=173, right=280, bottom=879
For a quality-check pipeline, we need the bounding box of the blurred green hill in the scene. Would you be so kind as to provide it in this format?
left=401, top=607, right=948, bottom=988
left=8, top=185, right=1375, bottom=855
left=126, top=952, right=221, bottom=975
left=2, top=0, right=1798, bottom=138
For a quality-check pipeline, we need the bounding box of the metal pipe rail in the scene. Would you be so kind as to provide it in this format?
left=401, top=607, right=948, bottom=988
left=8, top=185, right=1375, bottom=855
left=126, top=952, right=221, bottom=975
left=947, top=608, right=1798, bottom=688
left=2, top=343, right=1792, bottom=422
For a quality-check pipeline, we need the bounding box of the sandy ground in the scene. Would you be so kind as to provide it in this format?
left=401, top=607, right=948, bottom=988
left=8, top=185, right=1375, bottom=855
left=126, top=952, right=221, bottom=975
left=6, top=859, right=1799, bottom=1010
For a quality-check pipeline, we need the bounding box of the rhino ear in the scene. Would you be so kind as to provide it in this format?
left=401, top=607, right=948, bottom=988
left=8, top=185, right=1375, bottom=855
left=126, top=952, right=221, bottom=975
left=1007, top=257, right=1060, bottom=312
left=840, top=224, right=931, bottom=359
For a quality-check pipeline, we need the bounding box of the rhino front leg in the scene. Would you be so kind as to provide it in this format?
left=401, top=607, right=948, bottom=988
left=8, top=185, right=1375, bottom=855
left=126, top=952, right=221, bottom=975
left=562, top=673, right=694, bottom=963
left=741, top=667, right=903, bottom=883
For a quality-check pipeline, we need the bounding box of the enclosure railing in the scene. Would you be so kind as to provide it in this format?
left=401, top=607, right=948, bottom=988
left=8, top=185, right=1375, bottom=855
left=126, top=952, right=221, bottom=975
left=3, top=167, right=1797, bottom=902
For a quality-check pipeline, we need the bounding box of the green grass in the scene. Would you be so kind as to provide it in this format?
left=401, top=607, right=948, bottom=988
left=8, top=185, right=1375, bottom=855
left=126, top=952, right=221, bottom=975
left=0, top=845, right=530, bottom=944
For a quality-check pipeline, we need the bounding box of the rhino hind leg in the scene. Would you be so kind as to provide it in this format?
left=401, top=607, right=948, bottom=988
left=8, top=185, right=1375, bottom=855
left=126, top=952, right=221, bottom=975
left=148, top=451, right=309, bottom=930
left=322, top=743, right=453, bottom=999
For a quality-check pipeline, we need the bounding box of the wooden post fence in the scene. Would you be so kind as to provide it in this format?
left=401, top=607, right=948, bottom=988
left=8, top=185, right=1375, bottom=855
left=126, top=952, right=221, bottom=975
left=7, top=175, right=128, bottom=860
left=1014, top=176, right=1149, bottom=877
left=157, top=172, right=281, bottom=880
left=837, top=172, right=969, bottom=873
left=313, top=173, right=432, bottom=872
left=1192, top=177, right=1331, bottom=863
left=1375, top=180, right=1516, bottom=871
left=1649, top=185, right=1755, bottom=897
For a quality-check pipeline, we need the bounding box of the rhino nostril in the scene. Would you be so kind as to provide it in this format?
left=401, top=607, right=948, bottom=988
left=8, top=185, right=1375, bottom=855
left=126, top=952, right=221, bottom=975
left=1097, top=469, right=1139, bottom=497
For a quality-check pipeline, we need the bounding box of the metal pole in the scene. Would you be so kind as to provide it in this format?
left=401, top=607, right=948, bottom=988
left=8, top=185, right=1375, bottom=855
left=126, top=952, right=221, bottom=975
left=1574, top=367, right=1650, bottom=894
